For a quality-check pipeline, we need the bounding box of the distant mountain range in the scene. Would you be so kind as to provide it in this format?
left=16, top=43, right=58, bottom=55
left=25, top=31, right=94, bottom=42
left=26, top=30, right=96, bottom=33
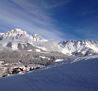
left=0, top=28, right=98, bottom=56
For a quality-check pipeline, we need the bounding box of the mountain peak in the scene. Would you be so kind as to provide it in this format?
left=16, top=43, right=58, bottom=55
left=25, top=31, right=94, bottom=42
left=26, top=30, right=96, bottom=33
left=7, top=28, right=27, bottom=35
left=32, top=34, right=48, bottom=42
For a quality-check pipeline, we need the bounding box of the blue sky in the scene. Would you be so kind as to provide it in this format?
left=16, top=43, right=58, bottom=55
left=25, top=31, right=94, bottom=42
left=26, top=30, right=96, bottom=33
left=0, top=0, right=98, bottom=40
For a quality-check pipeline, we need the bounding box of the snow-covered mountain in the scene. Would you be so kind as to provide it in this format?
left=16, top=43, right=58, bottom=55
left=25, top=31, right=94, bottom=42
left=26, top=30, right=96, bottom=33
left=0, top=28, right=98, bottom=56
left=0, top=28, right=47, bottom=43
left=58, top=40, right=98, bottom=56
left=0, top=28, right=47, bottom=51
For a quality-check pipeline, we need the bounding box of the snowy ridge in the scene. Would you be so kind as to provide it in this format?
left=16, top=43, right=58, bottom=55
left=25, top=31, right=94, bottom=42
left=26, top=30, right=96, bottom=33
left=58, top=40, right=98, bottom=56
left=0, top=28, right=98, bottom=56
left=71, top=55, right=98, bottom=63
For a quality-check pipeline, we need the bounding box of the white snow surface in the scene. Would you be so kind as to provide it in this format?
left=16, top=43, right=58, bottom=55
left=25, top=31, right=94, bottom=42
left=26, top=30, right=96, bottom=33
left=55, top=59, right=64, bottom=62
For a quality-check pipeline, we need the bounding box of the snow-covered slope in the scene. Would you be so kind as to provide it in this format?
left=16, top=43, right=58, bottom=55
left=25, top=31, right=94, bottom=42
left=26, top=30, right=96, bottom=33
left=0, top=58, right=98, bottom=91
